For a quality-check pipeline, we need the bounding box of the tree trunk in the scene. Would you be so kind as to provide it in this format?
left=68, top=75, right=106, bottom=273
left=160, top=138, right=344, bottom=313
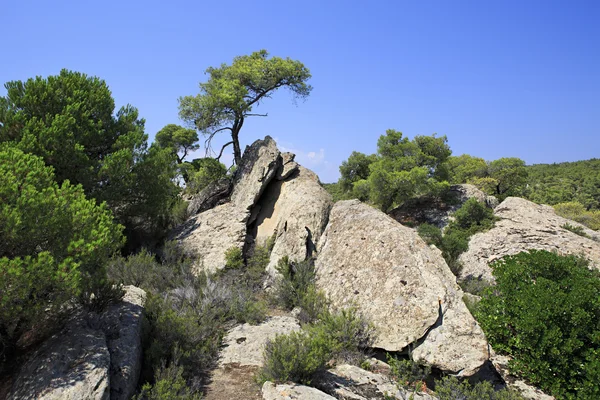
left=232, top=129, right=241, bottom=166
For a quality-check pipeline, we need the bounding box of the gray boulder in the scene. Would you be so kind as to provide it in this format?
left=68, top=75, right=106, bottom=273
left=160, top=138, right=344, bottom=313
left=187, top=178, right=232, bottom=216
left=219, top=316, right=301, bottom=367
left=252, top=166, right=332, bottom=277
left=315, top=200, right=488, bottom=375
left=8, top=317, right=110, bottom=400
left=459, top=197, right=600, bottom=282
left=262, top=382, right=336, bottom=400
left=315, top=364, right=436, bottom=399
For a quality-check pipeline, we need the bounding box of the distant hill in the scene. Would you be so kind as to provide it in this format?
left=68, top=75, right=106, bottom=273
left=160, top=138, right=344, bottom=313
left=525, top=158, right=600, bottom=209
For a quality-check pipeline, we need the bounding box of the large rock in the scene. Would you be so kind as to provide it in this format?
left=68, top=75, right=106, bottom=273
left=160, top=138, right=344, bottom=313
left=314, top=364, right=436, bottom=399
left=8, top=286, right=146, bottom=400
left=8, top=317, right=111, bottom=400
left=173, top=137, right=283, bottom=273
left=262, top=382, right=336, bottom=400
left=219, top=316, right=301, bottom=367
left=459, top=197, right=600, bottom=282
left=389, top=184, right=497, bottom=229
left=315, top=200, right=488, bottom=375
left=252, top=166, right=332, bottom=277
left=101, top=286, right=146, bottom=400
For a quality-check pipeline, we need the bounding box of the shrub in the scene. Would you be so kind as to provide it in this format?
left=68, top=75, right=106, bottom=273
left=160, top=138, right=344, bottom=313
left=554, top=202, right=600, bottom=231
left=459, top=276, right=493, bottom=296
left=434, top=376, right=523, bottom=400
left=135, top=363, right=202, bottom=400
left=452, top=198, right=495, bottom=232
left=169, top=198, right=189, bottom=227
left=476, top=250, right=600, bottom=399
left=224, top=247, right=244, bottom=270
left=561, top=222, right=590, bottom=238
left=417, top=223, right=443, bottom=248
left=440, top=229, right=469, bottom=275
left=387, top=356, right=431, bottom=390
left=273, top=257, right=316, bottom=308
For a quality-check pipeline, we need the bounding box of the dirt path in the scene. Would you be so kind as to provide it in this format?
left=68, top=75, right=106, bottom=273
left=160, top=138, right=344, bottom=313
left=203, top=363, right=262, bottom=400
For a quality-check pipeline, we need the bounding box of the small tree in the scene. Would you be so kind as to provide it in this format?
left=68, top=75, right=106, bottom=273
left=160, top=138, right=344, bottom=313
left=178, top=50, right=312, bottom=165
left=155, top=124, right=199, bottom=164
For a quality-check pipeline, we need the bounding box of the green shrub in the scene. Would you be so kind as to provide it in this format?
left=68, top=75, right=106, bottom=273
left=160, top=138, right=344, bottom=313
left=135, top=363, right=202, bottom=400
left=435, top=376, right=523, bottom=400
left=260, top=330, right=331, bottom=385
left=224, top=247, right=244, bottom=270
left=169, top=198, right=189, bottom=227
left=417, top=223, right=443, bottom=248
left=476, top=250, right=600, bottom=399
left=561, top=222, right=590, bottom=238
left=554, top=202, right=600, bottom=231
left=312, top=308, right=374, bottom=356
left=184, top=157, right=227, bottom=195
left=273, top=257, right=315, bottom=307
left=452, top=198, right=495, bottom=232
left=459, top=276, right=492, bottom=296
left=440, top=229, right=469, bottom=275
left=297, top=285, right=329, bottom=324
left=387, top=356, right=431, bottom=390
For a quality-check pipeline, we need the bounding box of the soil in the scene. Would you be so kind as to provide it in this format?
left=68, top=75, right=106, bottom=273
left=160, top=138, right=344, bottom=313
left=203, top=363, right=262, bottom=400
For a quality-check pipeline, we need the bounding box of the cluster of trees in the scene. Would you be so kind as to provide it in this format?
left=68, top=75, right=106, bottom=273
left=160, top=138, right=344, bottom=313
left=332, top=130, right=529, bottom=211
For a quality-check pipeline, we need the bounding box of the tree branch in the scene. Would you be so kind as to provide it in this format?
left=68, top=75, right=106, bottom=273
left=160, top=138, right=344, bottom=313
left=216, top=141, right=234, bottom=161
left=245, top=113, right=268, bottom=117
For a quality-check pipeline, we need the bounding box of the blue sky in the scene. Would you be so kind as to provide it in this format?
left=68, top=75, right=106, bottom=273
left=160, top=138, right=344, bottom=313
left=2, top=0, right=599, bottom=182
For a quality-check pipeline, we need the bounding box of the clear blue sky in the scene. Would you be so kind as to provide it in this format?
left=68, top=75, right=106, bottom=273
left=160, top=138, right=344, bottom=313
left=2, top=0, right=599, bottom=182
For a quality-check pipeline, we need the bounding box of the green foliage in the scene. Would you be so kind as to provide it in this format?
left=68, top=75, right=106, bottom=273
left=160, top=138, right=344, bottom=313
left=476, top=250, right=600, bottom=399
left=0, top=144, right=124, bottom=349
left=387, top=356, right=431, bottom=390
left=260, top=307, right=373, bottom=385
left=459, top=276, right=492, bottom=296
left=434, top=376, right=523, bottom=400
left=224, top=247, right=244, bottom=270
left=339, top=151, right=378, bottom=192
left=336, top=129, right=452, bottom=211
left=561, top=222, right=590, bottom=238
left=445, top=154, right=488, bottom=184
left=179, top=50, right=312, bottom=165
left=487, top=157, right=528, bottom=198
left=184, top=158, right=227, bottom=194
left=554, top=202, right=600, bottom=231
left=525, top=159, right=600, bottom=210
left=155, top=124, right=199, bottom=165
left=417, top=223, right=443, bottom=248
left=135, top=363, right=202, bottom=400
left=0, top=69, right=180, bottom=247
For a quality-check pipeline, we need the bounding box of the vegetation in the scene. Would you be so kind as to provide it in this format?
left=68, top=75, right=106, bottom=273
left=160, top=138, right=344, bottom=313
left=435, top=376, right=523, bottom=400
left=476, top=250, right=600, bottom=399
left=554, top=202, right=600, bottom=231
left=179, top=50, right=312, bottom=165
left=387, top=355, right=431, bottom=391
left=417, top=198, right=496, bottom=275
left=0, top=145, right=124, bottom=362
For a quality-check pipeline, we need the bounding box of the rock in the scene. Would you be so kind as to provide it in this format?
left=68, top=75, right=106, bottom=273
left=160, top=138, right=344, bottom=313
left=314, top=364, right=436, bottom=400
left=187, top=178, right=232, bottom=216
left=251, top=166, right=332, bottom=277
left=173, top=136, right=283, bottom=273
left=389, top=184, right=497, bottom=229
left=262, top=381, right=336, bottom=400
left=101, top=286, right=146, bottom=400
left=219, top=316, right=301, bottom=367
left=459, top=197, right=600, bottom=282
left=491, top=354, right=555, bottom=400
left=231, top=136, right=282, bottom=211
left=8, top=317, right=110, bottom=400
left=315, top=200, right=488, bottom=375
left=276, top=152, right=299, bottom=180
left=173, top=203, right=248, bottom=274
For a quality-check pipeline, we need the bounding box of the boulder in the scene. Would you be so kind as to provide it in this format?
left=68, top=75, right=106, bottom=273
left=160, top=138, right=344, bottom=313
left=459, top=197, right=600, bottom=282
left=314, top=364, right=436, bottom=399
left=251, top=166, right=332, bottom=277
left=219, top=316, right=301, bottom=367
left=8, top=317, right=110, bottom=400
left=262, top=382, right=336, bottom=400
left=315, top=200, right=488, bottom=375
left=276, top=152, right=299, bottom=180
left=173, top=137, right=283, bottom=273
left=187, top=178, right=232, bottom=216
left=101, top=286, right=146, bottom=400
left=389, top=184, right=497, bottom=229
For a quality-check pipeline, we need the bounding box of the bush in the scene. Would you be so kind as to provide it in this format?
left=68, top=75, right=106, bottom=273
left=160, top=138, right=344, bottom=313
left=224, top=247, right=244, bottom=270
left=435, top=376, right=523, bottom=400
left=135, top=363, right=202, bottom=400
left=417, top=223, right=443, bottom=248
left=476, top=250, right=600, bottom=399
left=387, top=356, right=431, bottom=390
left=561, top=222, right=590, bottom=238
left=554, top=202, right=600, bottom=231
left=0, top=145, right=124, bottom=357
left=459, top=276, right=492, bottom=296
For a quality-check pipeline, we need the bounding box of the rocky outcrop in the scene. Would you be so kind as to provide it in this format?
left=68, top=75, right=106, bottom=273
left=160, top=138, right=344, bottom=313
left=459, top=197, right=600, bottom=282
left=315, top=200, right=488, bottom=375
left=252, top=166, right=332, bottom=277
left=491, top=354, right=555, bottom=400
left=187, top=178, right=232, bottom=216
left=314, top=364, right=436, bottom=400
left=219, top=316, right=301, bottom=367
left=174, top=136, right=332, bottom=275
left=102, top=286, right=146, bottom=400
left=262, top=382, right=336, bottom=400
left=8, top=286, right=146, bottom=400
